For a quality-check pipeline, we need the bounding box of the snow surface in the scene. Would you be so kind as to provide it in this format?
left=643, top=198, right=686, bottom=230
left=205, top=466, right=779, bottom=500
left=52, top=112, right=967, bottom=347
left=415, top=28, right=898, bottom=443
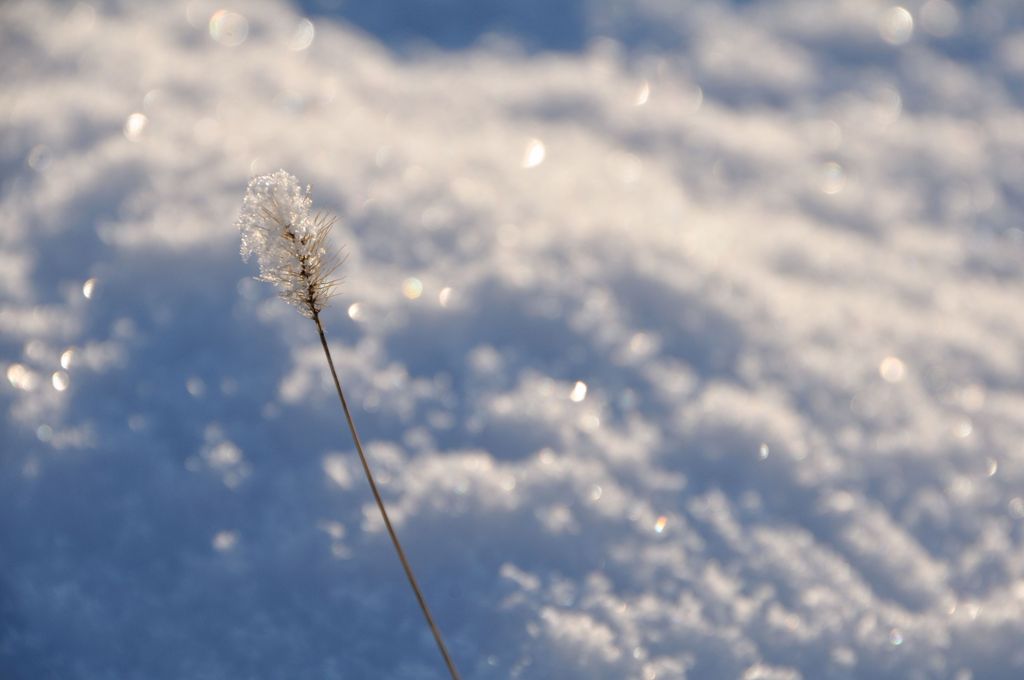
left=2, top=0, right=1024, bottom=678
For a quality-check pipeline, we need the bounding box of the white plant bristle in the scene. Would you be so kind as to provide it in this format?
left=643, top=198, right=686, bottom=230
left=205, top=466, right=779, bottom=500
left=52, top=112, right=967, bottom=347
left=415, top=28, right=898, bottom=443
left=235, top=170, right=340, bottom=318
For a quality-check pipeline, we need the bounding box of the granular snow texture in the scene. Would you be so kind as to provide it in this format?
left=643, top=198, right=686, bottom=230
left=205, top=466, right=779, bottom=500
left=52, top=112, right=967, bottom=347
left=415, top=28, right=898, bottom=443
left=2, top=0, right=1024, bottom=678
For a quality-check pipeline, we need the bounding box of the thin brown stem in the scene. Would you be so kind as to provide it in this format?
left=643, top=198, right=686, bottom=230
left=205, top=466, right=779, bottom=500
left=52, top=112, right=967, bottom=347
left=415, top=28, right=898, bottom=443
left=312, top=311, right=462, bottom=680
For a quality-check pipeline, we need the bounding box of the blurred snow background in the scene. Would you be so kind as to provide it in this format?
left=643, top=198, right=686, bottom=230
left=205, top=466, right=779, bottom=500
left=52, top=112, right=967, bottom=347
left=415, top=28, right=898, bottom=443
left=2, top=0, right=1024, bottom=677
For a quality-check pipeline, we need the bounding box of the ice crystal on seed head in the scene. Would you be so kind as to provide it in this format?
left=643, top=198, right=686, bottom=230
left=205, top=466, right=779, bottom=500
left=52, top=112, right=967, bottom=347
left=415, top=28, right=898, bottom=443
left=236, top=170, right=340, bottom=318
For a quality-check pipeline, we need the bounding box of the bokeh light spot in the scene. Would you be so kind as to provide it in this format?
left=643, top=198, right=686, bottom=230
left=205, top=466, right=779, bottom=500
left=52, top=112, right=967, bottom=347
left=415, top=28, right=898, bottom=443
left=289, top=18, right=315, bottom=51
left=569, top=380, right=587, bottom=402
left=952, top=417, right=973, bottom=439
left=880, top=7, right=914, bottom=46
left=212, top=530, right=238, bottom=551
left=402, top=277, right=423, bottom=300
left=123, top=112, right=147, bottom=141
left=879, top=356, right=906, bottom=383
left=51, top=371, right=69, bottom=392
left=439, top=286, right=453, bottom=307
left=186, top=376, right=206, bottom=397
left=209, top=9, right=248, bottom=47
left=522, top=138, right=546, bottom=168
left=27, top=145, right=51, bottom=172
left=6, top=364, right=37, bottom=391
left=821, top=161, right=845, bottom=195
left=634, top=80, right=651, bottom=106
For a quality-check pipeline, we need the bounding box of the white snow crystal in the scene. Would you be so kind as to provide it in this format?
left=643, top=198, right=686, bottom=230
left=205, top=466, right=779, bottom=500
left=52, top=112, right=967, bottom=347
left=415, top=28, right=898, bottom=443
left=236, top=170, right=339, bottom=318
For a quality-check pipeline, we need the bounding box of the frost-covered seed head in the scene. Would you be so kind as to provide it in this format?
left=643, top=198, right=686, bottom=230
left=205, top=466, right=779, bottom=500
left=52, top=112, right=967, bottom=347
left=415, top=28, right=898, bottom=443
left=236, top=170, right=340, bottom=318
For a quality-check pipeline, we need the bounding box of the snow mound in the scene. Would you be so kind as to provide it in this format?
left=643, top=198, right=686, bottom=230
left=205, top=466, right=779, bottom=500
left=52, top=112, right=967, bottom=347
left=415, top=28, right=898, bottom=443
left=2, top=0, right=1023, bottom=678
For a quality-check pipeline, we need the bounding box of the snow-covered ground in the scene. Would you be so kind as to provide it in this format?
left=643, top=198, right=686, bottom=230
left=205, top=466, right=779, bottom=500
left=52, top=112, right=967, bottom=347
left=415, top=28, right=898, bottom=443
left=2, top=0, right=1024, bottom=677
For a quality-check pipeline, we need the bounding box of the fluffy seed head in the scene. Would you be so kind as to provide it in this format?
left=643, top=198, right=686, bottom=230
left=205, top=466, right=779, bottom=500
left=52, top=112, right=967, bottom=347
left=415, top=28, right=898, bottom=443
left=236, top=170, right=341, bottom=318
